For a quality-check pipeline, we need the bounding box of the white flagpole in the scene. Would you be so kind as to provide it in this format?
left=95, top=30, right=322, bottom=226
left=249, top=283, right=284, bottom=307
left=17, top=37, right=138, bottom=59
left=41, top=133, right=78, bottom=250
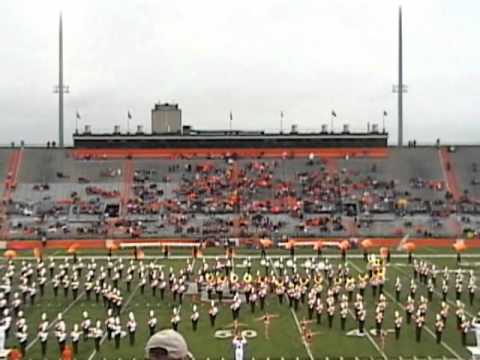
left=75, top=110, right=80, bottom=134
left=280, top=111, right=284, bottom=133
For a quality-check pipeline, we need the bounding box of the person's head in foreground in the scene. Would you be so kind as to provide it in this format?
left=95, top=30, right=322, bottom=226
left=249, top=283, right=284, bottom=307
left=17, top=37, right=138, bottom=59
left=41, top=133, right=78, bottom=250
left=145, top=329, right=193, bottom=360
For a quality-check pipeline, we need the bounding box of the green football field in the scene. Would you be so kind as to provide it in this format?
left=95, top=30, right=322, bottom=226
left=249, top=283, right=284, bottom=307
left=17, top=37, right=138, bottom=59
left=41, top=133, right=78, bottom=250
left=2, top=247, right=480, bottom=360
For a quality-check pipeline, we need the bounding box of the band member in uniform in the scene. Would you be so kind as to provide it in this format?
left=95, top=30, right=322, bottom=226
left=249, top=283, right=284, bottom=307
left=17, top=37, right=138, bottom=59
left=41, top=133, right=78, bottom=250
left=326, top=299, right=335, bottom=329
left=460, top=315, right=470, bottom=346
left=71, top=275, right=80, bottom=300
left=316, top=299, right=324, bottom=325
left=139, top=276, right=146, bottom=295
left=255, top=313, right=279, bottom=340
left=308, top=296, right=315, bottom=320
left=70, top=324, right=81, bottom=355
left=171, top=307, right=181, bottom=331
left=81, top=311, right=92, bottom=342
left=148, top=310, right=157, bottom=336
left=414, top=310, right=425, bottom=343
left=231, top=294, right=242, bottom=321
left=405, top=296, right=415, bottom=325
left=159, top=275, right=167, bottom=300
left=191, top=305, right=199, bottom=331
left=126, top=273, right=133, bottom=293
left=441, top=279, right=448, bottom=302
left=259, top=286, right=267, bottom=311
left=52, top=276, right=60, bottom=297
left=2, top=309, right=11, bottom=341
left=105, top=309, right=115, bottom=340
left=62, top=276, right=70, bottom=298
left=93, top=320, right=103, bottom=353
left=39, top=274, right=46, bottom=297
left=94, top=281, right=101, bottom=303
left=127, top=312, right=137, bottom=346
left=209, top=301, right=218, bottom=328
left=39, top=314, right=49, bottom=358
left=394, top=311, right=402, bottom=340
left=85, top=279, right=93, bottom=301
left=232, top=331, right=247, bottom=360
left=375, top=309, right=384, bottom=336
left=113, top=317, right=122, bottom=349
left=56, top=325, right=67, bottom=355
left=357, top=307, right=366, bottom=335
left=427, top=278, right=434, bottom=302
left=409, top=279, right=417, bottom=300
left=275, top=278, right=285, bottom=305
left=249, top=291, right=257, bottom=314
left=435, top=314, right=444, bottom=344
left=455, top=301, right=465, bottom=329
left=468, top=277, right=476, bottom=306
left=455, top=278, right=463, bottom=301
left=340, top=299, right=348, bottom=331
left=16, top=324, right=28, bottom=356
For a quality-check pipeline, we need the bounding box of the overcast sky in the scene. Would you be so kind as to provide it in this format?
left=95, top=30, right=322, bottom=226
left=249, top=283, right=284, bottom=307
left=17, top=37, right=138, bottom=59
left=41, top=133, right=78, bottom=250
left=0, top=0, right=479, bottom=145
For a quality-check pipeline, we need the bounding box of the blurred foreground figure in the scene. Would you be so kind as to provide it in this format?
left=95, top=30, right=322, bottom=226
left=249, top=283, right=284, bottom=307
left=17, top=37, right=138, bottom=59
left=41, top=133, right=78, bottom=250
left=145, top=329, right=193, bottom=360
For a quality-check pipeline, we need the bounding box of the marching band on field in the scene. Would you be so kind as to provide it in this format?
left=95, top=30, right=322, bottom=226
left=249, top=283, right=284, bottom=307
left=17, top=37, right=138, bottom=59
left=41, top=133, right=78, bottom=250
left=0, top=254, right=479, bottom=357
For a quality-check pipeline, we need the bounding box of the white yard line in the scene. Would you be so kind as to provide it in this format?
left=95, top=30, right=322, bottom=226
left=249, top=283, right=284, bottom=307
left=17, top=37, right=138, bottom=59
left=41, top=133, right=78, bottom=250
left=26, top=290, right=86, bottom=350
left=87, top=257, right=160, bottom=360
left=349, top=261, right=463, bottom=360
left=289, top=307, right=315, bottom=360
left=87, top=281, right=142, bottom=360
left=346, top=308, right=388, bottom=360
left=268, top=257, right=314, bottom=360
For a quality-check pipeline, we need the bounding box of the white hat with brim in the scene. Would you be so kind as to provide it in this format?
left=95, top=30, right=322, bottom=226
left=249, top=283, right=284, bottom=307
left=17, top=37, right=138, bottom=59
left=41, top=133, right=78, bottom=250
left=145, top=330, right=193, bottom=360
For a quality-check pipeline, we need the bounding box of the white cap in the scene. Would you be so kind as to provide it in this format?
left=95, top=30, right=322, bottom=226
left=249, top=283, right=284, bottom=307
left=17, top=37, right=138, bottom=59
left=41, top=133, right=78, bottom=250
left=145, top=330, right=193, bottom=360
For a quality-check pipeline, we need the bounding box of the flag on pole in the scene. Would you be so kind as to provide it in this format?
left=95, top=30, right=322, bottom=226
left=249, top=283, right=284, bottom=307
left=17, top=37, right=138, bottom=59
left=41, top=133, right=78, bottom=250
left=331, top=110, right=337, bottom=117
left=280, top=111, right=284, bottom=118
left=229, top=111, right=233, bottom=121
left=76, top=111, right=81, bottom=120
left=128, top=111, right=132, bottom=120
left=383, top=110, right=388, bottom=116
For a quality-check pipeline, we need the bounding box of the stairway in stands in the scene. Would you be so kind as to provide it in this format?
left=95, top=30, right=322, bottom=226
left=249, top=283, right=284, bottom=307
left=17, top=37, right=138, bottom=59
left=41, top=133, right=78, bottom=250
left=438, top=147, right=463, bottom=237
left=1, top=148, right=24, bottom=239
left=121, top=159, right=134, bottom=218
left=438, top=147, right=462, bottom=201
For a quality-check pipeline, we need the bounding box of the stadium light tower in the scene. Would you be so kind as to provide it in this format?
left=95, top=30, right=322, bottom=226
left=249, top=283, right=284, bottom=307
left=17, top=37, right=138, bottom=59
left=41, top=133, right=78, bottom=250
left=393, top=7, right=407, bottom=147
left=54, top=13, right=69, bottom=148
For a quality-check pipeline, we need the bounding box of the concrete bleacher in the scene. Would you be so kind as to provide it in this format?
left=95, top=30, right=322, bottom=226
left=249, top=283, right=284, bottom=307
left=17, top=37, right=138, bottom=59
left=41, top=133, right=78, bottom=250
left=338, top=148, right=445, bottom=201
left=2, top=147, right=480, bottom=240
left=449, top=146, right=480, bottom=199
left=18, top=149, right=124, bottom=184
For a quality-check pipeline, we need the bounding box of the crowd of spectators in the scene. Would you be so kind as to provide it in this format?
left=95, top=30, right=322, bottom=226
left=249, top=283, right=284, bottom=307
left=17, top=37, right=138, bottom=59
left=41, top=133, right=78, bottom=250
left=2, top=154, right=479, bottom=240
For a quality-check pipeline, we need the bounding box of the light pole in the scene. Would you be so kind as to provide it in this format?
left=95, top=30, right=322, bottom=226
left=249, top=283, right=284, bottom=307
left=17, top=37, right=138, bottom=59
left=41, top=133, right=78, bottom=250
left=54, top=14, right=69, bottom=148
